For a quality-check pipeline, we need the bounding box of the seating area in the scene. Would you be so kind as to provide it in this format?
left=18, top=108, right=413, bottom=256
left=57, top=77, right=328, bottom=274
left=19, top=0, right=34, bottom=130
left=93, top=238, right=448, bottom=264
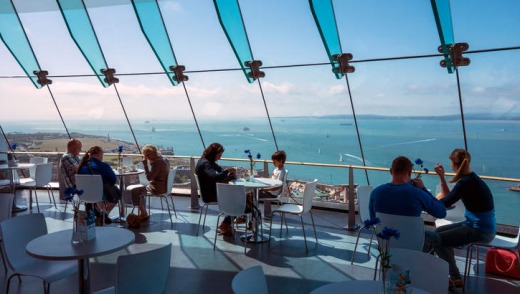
left=0, top=188, right=519, bottom=293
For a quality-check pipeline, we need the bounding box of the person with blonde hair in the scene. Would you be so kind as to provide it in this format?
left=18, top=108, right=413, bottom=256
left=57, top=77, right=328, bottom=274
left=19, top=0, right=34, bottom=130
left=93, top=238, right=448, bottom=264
left=130, top=144, right=170, bottom=221
left=429, top=148, right=496, bottom=289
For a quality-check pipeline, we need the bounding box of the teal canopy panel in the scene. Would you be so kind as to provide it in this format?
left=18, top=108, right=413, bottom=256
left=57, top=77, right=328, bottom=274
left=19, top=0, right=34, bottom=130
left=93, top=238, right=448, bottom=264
left=213, top=0, right=254, bottom=83
left=431, top=0, right=455, bottom=73
left=57, top=0, right=110, bottom=87
left=0, top=0, right=42, bottom=88
left=132, top=0, right=179, bottom=86
left=309, top=0, right=343, bottom=79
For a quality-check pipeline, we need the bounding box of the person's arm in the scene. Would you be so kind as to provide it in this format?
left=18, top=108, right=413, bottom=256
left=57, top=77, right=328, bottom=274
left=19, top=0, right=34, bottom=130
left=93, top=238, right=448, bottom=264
left=434, top=163, right=450, bottom=199
left=368, top=191, right=376, bottom=219
left=145, top=160, right=164, bottom=182
left=420, top=190, right=447, bottom=219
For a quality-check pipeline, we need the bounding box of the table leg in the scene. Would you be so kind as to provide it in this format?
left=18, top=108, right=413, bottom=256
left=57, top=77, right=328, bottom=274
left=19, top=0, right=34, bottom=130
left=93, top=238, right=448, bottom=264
left=78, top=258, right=90, bottom=294
left=113, top=175, right=127, bottom=223
left=241, top=188, right=268, bottom=243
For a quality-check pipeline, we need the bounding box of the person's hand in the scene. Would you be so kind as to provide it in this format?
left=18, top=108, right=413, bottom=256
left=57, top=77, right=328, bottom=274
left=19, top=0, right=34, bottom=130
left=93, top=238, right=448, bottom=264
left=411, top=178, right=425, bottom=189
left=227, top=167, right=237, bottom=174
left=434, top=163, right=445, bottom=177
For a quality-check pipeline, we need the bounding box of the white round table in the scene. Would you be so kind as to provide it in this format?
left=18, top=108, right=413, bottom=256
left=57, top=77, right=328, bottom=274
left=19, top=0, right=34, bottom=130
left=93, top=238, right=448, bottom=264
left=230, top=177, right=282, bottom=243
left=0, top=163, right=35, bottom=212
left=27, top=226, right=135, bottom=294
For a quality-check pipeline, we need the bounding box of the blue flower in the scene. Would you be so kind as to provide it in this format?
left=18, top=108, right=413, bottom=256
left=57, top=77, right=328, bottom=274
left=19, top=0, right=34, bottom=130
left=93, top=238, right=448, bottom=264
left=413, top=158, right=429, bottom=178
left=256, top=153, right=261, bottom=159
left=11, top=143, right=17, bottom=150
left=118, top=145, right=124, bottom=153
left=63, top=187, right=84, bottom=202
left=363, top=217, right=381, bottom=229
left=377, top=227, right=400, bottom=240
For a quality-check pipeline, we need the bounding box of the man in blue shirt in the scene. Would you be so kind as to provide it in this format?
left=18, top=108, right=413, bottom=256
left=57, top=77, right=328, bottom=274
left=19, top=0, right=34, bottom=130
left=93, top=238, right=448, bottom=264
left=369, top=156, right=446, bottom=219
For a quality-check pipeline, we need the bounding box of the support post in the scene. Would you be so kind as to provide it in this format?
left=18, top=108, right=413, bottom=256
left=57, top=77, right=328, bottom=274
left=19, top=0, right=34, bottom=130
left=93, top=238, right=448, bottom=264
left=189, top=157, right=201, bottom=210
left=346, top=166, right=358, bottom=231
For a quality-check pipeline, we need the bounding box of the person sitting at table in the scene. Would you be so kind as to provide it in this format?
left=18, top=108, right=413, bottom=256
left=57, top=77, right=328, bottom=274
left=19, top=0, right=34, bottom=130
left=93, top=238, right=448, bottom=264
left=428, top=149, right=496, bottom=289
left=59, top=139, right=82, bottom=200
left=259, top=150, right=287, bottom=217
left=195, top=142, right=238, bottom=236
left=77, top=146, right=118, bottom=225
left=369, top=155, right=447, bottom=219
left=129, top=144, right=170, bottom=222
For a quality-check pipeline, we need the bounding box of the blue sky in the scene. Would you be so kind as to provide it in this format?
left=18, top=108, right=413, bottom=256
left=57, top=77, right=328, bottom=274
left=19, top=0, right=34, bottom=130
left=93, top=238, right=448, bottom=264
left=1, top=0, right=519, bottom=121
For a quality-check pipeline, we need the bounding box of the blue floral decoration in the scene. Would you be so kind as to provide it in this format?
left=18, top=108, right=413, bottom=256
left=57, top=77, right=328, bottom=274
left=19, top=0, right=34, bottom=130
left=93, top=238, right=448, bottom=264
left=414, top=158, right=429, bottom=178
left=363, top=217, right=381, bottom=229
left=117, top=145, right=124, bottom=153
left=11, top=143, right=17, bottom=150
left=377, top=227, right=401, bottom=240
left=63, top=187, right=84, bottom=202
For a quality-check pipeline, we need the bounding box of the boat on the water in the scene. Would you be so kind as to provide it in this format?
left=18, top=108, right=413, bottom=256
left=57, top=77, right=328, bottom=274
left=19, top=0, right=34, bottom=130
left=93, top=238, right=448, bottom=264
left=508, top=185, right=520, bottom=192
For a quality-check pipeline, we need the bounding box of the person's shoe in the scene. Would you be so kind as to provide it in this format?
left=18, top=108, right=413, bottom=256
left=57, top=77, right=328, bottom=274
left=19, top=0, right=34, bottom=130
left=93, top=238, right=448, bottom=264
left=235, top=216, right=247, bottom=224
left=218, top=222, right=233, bottom=236
left=103, top=214, right=113, bottom=225
left=449, top=277, right=464, bottom=289
left=139, top=213, right=150, bottom=222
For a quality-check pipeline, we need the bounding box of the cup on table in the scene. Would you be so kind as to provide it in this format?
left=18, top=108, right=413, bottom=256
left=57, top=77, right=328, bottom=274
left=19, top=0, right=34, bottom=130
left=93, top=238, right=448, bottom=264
left=130, top=164, right=137, bottom=172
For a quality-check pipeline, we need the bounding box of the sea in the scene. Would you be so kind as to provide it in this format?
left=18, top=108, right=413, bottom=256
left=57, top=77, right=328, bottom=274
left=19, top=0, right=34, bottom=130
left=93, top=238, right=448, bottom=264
left=3, top=116, right=520, bottom=225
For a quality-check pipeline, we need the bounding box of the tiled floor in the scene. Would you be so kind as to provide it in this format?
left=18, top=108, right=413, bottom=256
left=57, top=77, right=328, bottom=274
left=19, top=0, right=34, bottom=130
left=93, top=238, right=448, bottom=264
left=1, top=189, right=519, bottom=294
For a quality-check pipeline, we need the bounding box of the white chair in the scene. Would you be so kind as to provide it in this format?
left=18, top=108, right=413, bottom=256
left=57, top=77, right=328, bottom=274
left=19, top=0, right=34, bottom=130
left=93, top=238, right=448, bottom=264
left=390, top=248, right=449, bottom=294
left=144, top=168, right=177, bottom=225
left=259, top=170, right=289, bottom=217
left=231, top=265, right=268, bottom=294
left=0, top=194, right=14, bottom=273
left=76, top=174, right=107, bottom=225
left=0, top=213, right=77, bottom=294
left=94, top=243, right=172, bottom=294
left=310, top=280, right=378, bottom=294
left=17, top=162, right=54, bottom=212
left=195, top=173, right=219, bottom=236
left=213, top=183, right=250, bottom=252
left=464, top=220, right=520, bottom=285
left=434, top=183, right=464, bottom=228
left=30, top=157, right=48, bottom=165
left=376, top=212, right=425, bottom=251
left=268, top=180, right=318, bottom=253
left=351, top=185, right=375, bottom=264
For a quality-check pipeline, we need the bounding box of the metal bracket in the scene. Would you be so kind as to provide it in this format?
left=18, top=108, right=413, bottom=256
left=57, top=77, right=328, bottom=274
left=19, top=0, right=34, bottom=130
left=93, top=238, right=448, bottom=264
left=245, top=60, right=265, bottom=80
left=100, top=68, right=119, bottom=85
left=438, top=43, right=470, bottom=68
left=332, top=53, right=355, bottom=76
left=33, top=70, right=52, bottom=86
left=169, top=65, right=189, bottom=82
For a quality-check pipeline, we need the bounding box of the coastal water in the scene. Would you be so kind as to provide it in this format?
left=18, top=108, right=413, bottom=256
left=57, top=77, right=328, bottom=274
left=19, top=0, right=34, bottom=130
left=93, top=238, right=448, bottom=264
left=3, top=117, right=520, bottom=225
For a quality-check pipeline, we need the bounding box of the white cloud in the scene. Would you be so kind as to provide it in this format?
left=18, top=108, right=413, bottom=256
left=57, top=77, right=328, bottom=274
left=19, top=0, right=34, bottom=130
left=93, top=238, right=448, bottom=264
left=328, top=84, right=346, bottom=95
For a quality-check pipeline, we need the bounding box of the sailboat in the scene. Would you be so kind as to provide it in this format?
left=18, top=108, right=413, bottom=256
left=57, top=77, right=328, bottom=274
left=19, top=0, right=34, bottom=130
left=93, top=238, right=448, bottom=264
left=339, top=153, right=344, bottom=162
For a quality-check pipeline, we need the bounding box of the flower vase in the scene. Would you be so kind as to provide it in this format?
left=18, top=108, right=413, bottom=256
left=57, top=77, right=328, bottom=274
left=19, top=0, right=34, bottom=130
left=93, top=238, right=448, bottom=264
left=380, top=266, right=390, bottom=294
left=249, top=167, right=255, bottom=181
left=71, top=209, right=82, bottom=245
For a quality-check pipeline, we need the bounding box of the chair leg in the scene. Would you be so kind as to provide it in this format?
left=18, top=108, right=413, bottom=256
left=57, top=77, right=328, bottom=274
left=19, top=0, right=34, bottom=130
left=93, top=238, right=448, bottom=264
left=47, top=186, right=57, bottom=209
left=464, top=244, right=475, bottom=286
left=214, top=214, right=223, bottom=250
left=161, top=196, right=173, bottom=226
left=196, top=204, right=207, bottom=236
left=0, top=242, right=7, bottom=273
left=299, top=215, right=308, bottom=253
left=169, top=194, right=177, bottom=218
left=309, top=211, right=318, bottom=243
left=350, top=227, right=363, bottom=264
left=268, top=213, right=275, bottom=250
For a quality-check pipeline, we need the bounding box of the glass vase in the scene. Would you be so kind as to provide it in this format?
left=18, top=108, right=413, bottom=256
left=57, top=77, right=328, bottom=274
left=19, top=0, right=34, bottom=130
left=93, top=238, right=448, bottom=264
left=71, top=209, right=82, bottom=245
left=249, top=168, right=255, bottom=181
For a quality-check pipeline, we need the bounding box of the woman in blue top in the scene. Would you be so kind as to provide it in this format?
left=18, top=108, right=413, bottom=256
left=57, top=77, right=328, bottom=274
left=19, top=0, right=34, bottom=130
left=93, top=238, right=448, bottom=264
left=77, top=146, right=119, bottom=224
left=431, top=149, right=496, bottom=288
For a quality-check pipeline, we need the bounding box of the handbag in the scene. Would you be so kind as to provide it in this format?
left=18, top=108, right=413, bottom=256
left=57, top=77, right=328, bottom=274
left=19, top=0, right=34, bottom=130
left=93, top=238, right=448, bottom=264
left=485, top=248, right=520, bottom=279
left=126, top=207, right=140, bottom=228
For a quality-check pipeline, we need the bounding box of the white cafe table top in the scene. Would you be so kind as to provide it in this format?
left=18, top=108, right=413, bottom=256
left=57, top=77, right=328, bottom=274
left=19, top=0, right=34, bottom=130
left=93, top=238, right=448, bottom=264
left=0, top=163, right=35, bottom=170
left=26, top=227, right=135, bottom=261
left=231, top=177, right=282, bottom=189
